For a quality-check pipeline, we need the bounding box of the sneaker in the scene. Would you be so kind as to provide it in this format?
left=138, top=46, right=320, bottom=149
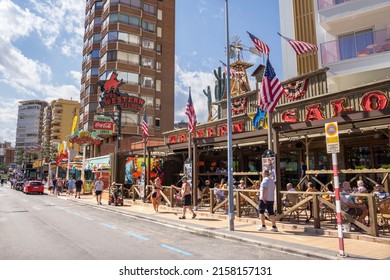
left=179, top=216, right=186, bottom=219
left=192, top=213, right=197, bottom=219
left=269, top=227, right=278, bottom=232
left=258, top=226, right=267, bottom=231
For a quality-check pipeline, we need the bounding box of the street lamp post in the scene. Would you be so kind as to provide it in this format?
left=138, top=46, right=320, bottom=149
left=95, top=105, right=122, bottom=184
left=225, top=0, right=235, bottom=231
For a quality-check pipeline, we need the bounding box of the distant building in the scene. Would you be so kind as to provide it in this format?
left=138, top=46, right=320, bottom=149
left=0, top=141, right=13, bottom=168
left=42, top=98, right=80, bottom=161
left=15, top=100, right=48, bottom=165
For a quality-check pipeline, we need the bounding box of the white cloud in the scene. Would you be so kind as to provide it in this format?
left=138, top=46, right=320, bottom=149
left=0, top=99, right=19, bottom=145
left=175, top=59, right=215, bottom=124
left=29, top=0, right=85, bottom=50
left=42, top=84, right=80, bottom=102
left=68, top=70, right=82, bottom=86
left=0, top=0, right=42, bottom=42
left=0, top=43, right=52, bottom=97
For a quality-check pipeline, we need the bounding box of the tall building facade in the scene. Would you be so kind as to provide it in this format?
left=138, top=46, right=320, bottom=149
left=15, top=100, right=48, bottom=165
left=279, top=0, right=390, bottom=93
left=42, top=99, right=80, bottom=162
left=80, top=0, right=175, bottom=155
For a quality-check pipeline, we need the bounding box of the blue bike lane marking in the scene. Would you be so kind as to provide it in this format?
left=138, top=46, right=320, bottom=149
left=127, top=231, right=150, bottom=241
left=100, top=223, right=118, bottom=230
left=160, top=244, right=192, bottom=256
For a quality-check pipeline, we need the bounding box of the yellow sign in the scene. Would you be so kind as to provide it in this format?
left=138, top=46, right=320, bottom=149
left=325, top=122, right=339, bottom=153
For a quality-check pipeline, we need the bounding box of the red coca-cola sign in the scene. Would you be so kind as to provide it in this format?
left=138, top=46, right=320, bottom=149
left=93, top=121, right=113, bottom=130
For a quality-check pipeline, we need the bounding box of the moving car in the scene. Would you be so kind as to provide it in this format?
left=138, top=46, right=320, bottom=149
left=24, top=180, right=44, bottom=195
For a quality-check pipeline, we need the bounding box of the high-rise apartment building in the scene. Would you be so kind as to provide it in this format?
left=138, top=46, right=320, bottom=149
left=15, top=100, right=48, bottom=164
left=279, top=0, right=390, bottom=93
left=42, top=99, right=80, bottom=162
left=79, top=0, right=175, bottom=155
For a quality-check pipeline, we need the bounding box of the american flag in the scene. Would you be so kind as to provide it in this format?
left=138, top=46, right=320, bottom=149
left=142, top=111, right=149, bottom=143
left=259, top=58, right=284, bottom=113
left=247, top=31, right=270, bottom=55
left=185, top=89, right=197, bottom=134
left=277, top=32, right=318, bottom=55
left=220, top=60, right=244, bottom=78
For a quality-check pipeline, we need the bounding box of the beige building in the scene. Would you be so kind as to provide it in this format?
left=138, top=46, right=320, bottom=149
left=42, top=99, right=80, bottom=162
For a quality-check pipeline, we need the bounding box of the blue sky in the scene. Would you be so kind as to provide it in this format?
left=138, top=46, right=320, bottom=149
left=0, top=0, right=282, bottom=146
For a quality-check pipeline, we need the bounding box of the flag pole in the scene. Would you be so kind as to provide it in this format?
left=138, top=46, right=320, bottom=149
left=225, top=0, right=234, bottom=231
left=188, top=87, right=192, bottom=164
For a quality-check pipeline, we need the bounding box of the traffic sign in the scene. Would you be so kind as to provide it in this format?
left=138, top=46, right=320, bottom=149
left=325, top=122, right=339, bottom=153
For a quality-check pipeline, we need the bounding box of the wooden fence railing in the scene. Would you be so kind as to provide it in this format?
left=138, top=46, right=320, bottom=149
left=124, top=185, right=387, bottom=237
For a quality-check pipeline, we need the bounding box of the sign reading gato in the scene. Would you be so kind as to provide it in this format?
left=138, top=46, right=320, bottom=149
left=98, top=71, right=145, bottom=112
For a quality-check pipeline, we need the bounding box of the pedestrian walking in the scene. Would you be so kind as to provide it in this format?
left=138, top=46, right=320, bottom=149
left=172, top=177, right=196, bottom=219
left=150, top=177, right=163, bottom=212
left=52, top=177, right=57, bottom=194
left=75, top=177, right=83, bottom=199
left=56, top=178, right=64, bottom=195
left=94, top=176, right=104, bottom=205
left=67, top=177, right=75, bottom=195
left=258, top=169, right=278, bottom=232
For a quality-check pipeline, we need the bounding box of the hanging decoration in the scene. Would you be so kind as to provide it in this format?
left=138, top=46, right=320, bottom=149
left=283, top=78, right=309, bottom=100
left=231, top=97, right=247, bottom=115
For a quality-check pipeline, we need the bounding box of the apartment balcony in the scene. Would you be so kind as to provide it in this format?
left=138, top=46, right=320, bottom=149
left=318, top=0, right=390, bottom=32
left=51, top=116, right=62, bottom=124
left=51, top=129, right=61, bottom=136
left=321, top=27, right=390, bottom=71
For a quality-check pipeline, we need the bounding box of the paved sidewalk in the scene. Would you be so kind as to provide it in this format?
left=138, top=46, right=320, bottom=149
left=56, top=192, right=390, bottom=260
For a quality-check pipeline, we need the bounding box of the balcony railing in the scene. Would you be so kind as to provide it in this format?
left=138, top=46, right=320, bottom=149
left=320, top=28, right=390, bottom=65
left=317, top=0, right=351, bottom=10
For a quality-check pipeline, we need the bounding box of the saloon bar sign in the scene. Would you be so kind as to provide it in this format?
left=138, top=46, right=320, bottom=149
left=168, top=120, right=245, bottom=144
left=98, top=71, right=145, bottom=112
left=93, top=115, right=113, bottom=135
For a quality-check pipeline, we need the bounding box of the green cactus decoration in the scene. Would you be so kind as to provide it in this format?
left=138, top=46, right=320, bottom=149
left=202, top=85, right=213, bottom=122
left=213, top=66, right=226, bottom=119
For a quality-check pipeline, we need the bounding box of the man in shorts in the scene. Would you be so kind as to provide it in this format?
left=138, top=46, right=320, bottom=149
left=175, top=177, right=196, bottom=219
left=94, top=176, right=104, bottom=205
left=258, top=169, right=278, bottom=232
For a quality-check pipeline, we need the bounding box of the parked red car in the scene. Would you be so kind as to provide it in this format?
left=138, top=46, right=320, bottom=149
left=24, top=181, right=44, bottom=194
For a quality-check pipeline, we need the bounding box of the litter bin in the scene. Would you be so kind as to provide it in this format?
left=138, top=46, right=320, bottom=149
left=342, top=222, right=351, bottom=232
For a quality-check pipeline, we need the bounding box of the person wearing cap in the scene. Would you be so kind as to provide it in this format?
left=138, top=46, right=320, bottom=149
left=94, top=176, right=104, bottom=205
left=373, top=183, right=390, bottom=200
left=258, top=169, right=278, bottom=232
left=172, top=177, right=196, bottom=219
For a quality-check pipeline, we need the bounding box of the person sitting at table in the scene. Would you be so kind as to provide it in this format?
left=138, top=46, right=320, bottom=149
left=373, top=183, right=389, bottom=200
left=304, top=182, right=317, bottom=223
left=340, top=181, right=368, bottom=226
left=237, top=179, right=247, bottom=189
left=355, top=180, right=368, bottom=204
left=214, top=184, right=228, bottom=214
left=282, top=183, right=296, bottom=206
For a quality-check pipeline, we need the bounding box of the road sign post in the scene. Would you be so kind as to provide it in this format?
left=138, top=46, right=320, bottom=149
left=325, top=122, right=346, bottom=257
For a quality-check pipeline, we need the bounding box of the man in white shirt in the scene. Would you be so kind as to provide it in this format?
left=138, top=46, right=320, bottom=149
left=258, top=170, right=278, bottom=232
left=94, top=176, right=104, bottom=205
